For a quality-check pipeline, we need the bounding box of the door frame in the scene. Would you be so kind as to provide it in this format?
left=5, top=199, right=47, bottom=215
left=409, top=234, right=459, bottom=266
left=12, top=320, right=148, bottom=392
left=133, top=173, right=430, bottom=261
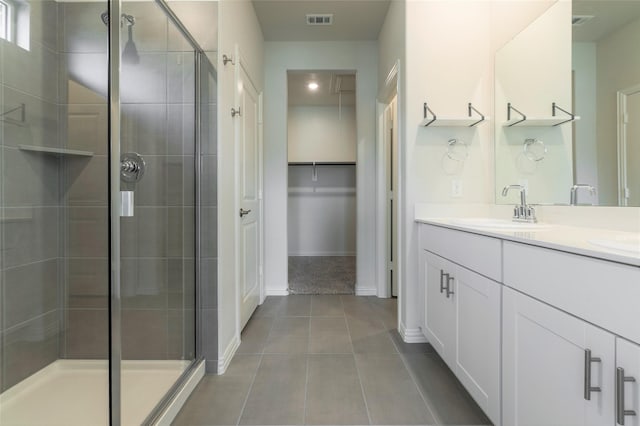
left=617, top=83, right=640, bottom=206
left=376, top=60, right=401, bottom=299
left=234, top=45, right=264, bottom=334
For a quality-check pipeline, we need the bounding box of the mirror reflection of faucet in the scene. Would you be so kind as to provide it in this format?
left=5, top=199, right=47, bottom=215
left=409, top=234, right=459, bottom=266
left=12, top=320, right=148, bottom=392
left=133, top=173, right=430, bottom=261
left=570, top=184, right=596, bottom=206
left=502, top=184, right=537, bottom=223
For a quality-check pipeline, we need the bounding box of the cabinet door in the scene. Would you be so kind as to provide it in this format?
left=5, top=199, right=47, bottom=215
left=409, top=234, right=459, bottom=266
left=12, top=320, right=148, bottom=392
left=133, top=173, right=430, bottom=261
left=617, top=338, right=640, bottom=426
left=503, top=287, right=615, bottom=426
left=423, top=251, right=455, bottom=366
left=454, top=265, right=501, bottom=425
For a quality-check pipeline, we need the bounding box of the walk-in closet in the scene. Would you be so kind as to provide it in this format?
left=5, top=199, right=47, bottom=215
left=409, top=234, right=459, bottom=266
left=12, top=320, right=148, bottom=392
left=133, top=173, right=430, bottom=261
left=287, top=71, right=357, bottom=294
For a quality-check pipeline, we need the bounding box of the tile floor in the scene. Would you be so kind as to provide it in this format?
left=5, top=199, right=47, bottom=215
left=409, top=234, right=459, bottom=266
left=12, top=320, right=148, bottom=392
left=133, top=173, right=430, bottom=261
left=173, top=295, right=492, bottom=425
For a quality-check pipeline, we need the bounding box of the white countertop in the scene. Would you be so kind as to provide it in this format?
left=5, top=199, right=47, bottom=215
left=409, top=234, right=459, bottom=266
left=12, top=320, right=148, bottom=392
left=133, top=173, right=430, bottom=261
left=416, top=216, right=640, bottom=267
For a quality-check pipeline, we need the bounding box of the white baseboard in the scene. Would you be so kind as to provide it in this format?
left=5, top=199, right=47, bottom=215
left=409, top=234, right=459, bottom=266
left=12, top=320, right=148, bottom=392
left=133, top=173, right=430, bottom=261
left=155, top=360, right=205, bottom=425
left=217, top=335, right=240, bottom=375
left=399, top=322, right=428, bottom=343
left=265, top=288, right=290, bottom=296
left=355, top=286, right=377, bottom=296
left=288, top=252, right=356, bottom=257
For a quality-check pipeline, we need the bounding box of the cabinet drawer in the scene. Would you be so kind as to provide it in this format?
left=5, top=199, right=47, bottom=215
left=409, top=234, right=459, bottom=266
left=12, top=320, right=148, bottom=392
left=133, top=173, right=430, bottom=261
left=504, top=241, right=640, bottom=344
left=419, top=224, right=502, bottom=281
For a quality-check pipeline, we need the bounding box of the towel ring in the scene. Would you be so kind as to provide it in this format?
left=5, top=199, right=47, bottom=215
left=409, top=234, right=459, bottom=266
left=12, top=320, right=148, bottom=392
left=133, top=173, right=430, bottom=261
left=446, top=139, right=468, bottom=162
left=523, top=138, right=546, bottom=162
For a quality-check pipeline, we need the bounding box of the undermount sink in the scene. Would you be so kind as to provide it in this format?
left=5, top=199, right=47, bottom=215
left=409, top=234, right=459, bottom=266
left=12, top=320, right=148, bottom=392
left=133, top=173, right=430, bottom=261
left=588, top=235, right=640, bottom=254
left=451, top=218, right=554, bottom=230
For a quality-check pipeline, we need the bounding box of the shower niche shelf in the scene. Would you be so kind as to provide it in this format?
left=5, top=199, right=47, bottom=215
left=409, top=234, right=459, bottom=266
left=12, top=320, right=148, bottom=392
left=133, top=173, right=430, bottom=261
left=503, top=102, right=580, bottom=127
left=419, top=102, right=487, bottom=127
left=19, top=145, right=94, bottom=157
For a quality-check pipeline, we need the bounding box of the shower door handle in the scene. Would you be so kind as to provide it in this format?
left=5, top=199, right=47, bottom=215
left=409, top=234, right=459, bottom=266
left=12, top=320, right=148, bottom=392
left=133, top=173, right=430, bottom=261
left=239, top=208, right=251, bottom=218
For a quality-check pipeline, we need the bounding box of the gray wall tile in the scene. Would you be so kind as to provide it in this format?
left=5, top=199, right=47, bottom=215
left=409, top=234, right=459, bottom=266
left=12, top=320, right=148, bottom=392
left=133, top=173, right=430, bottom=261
left=2, top=147, right=60, bottom=206
left=67, top=207, right=108, bottom=258
left=64, top=309, right=108, bottom=359
left=60, top=3, right=109, bottom=53
left=65, top=155, right=108, bottom=206
left=201, top=308, right=217, bottom=362
left=2, top=311, right=59, bottom=391
left=2, top=259, right=59, bottom=329
left=67, top=257, right=108, bottom=309
left=2, top=207, right=59, bottom=269
left=2, top=42, right=59, bottom=104
left=121, top=258, right=168, bottom=309
left=121, top=309, right=168, bottom=359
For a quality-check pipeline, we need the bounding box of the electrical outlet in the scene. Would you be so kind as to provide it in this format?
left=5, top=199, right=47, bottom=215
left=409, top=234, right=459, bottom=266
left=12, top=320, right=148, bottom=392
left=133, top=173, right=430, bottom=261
left=451, top=179, right=463, bottom=198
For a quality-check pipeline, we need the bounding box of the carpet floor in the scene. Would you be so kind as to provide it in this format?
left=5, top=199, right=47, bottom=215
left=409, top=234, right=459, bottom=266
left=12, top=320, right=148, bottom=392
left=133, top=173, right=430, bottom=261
left=288, top=256, right=356, bottom=294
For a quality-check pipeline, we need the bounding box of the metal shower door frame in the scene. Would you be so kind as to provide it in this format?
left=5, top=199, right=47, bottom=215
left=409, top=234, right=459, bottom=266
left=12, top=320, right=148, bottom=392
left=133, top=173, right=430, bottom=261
left=107, top=0, right=213, bottom=424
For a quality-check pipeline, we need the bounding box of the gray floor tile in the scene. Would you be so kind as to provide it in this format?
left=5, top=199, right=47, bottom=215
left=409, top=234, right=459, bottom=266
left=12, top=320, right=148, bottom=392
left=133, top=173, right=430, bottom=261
left=173, top=375, right=253, bottom=426
left=308, top=317, right=353, bottom=354
left=237, top=316, right=275, bottom=354
left=264, top=317, right=310, bottom=353
left=281, top=295, right=312, bottom=316
left=402, top=352, right=492, bottom=426
left=254, top=296, right=285, bottom=317
left=239, top=354, right=307, bottom=425
left=347, top=316, right=397, bottom=354
left=310, top=295, right=345, bottom=317
left=305, top=355, right=369, bottom=425
left=355, top=353, right=436, bottom=425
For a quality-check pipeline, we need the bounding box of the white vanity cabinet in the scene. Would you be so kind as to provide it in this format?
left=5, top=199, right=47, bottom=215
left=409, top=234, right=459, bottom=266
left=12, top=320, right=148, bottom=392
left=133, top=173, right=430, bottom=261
left=419, top=224, right=502, bottom=424
left=502, top=286, right=615, bottom=426
left=502, top=241, right=640, bottom=426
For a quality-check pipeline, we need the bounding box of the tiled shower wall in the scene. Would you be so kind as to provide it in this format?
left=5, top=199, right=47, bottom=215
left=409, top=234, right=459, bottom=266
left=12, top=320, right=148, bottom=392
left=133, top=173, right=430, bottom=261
left=0, top=0, right=64, bottom=391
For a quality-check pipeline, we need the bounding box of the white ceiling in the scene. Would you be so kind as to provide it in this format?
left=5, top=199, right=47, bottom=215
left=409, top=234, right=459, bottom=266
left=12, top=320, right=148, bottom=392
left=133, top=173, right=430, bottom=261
left=288, top=71, right=356, bottom=106
left=573, top=0, right=640, bottom=42
left=252, top=0, right=391, bottom=41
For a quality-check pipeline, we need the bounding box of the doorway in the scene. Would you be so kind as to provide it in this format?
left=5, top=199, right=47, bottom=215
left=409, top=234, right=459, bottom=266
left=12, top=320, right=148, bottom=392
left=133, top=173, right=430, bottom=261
left=286, top=71, right=357, bottom=294
left=618, top=84, right=640, bottom=206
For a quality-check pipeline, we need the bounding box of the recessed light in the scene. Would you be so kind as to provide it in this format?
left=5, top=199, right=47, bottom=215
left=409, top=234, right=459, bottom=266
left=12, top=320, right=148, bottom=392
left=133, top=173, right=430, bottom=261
left=308, top=82, right=319, bottom=91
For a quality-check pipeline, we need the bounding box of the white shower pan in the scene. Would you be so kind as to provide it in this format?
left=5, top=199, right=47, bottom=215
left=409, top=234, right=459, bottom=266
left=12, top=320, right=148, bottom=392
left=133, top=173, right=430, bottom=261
left=0, top=359, right=190, bottom=425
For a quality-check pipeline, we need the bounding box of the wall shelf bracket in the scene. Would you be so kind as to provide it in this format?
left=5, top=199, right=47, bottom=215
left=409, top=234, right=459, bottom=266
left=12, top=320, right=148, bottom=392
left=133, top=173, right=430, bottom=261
left=551, top=102, right=576, bottom=126
left=507, top=103, right=527, bottom=126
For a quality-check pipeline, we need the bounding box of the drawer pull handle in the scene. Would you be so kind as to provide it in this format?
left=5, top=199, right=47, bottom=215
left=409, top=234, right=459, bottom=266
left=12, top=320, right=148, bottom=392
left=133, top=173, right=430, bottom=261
left=617, top=367, right=637, bottom=425
left=584, top=349, right=602, bottom=400
left=440, top=270, right=448, bottom=294
left=445, top=275, right=455, bottom=298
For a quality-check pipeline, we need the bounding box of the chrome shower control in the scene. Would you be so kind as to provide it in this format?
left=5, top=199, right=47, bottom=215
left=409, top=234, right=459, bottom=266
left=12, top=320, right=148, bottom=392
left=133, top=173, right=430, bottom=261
left=120, top=152, right=146, bottom=183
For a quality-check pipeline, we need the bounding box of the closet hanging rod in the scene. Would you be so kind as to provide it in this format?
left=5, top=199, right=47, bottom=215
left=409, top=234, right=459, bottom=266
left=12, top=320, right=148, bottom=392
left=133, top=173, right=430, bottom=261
left=288, top=162, right=356, bottom=166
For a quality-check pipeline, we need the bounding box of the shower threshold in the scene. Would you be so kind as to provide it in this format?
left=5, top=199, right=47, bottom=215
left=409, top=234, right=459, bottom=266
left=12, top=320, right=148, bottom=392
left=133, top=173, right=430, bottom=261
left=0, top=359, right=190, bottom=425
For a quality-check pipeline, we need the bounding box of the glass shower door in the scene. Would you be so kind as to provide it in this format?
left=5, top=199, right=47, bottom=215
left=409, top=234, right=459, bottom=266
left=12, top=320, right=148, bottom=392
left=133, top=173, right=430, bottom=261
left=116, top=1, right=197, bottom=423
left=0, top=0, right=111, bottom=424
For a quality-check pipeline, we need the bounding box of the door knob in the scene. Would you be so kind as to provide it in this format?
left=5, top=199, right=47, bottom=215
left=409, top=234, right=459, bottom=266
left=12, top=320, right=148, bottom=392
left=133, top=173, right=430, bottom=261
left=239, top=208, right=251, bottom=218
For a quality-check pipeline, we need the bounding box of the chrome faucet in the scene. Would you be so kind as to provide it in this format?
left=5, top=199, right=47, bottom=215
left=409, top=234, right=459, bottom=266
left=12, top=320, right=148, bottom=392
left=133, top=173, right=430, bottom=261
left=502, top=184, right=537, bottom=223
left=570, top=184, right=596, bottom=206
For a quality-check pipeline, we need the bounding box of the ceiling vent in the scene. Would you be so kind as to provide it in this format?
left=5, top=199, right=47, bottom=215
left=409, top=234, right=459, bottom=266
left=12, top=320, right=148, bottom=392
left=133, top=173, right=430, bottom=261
left=306, top=14, right=333, bottom=25
left=572, top=15, right=594, bottom=26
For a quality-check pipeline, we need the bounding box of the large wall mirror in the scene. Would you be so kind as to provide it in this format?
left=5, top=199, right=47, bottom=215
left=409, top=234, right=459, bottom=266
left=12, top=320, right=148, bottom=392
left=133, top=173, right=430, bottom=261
left=495, top=0, right=640, bottom=207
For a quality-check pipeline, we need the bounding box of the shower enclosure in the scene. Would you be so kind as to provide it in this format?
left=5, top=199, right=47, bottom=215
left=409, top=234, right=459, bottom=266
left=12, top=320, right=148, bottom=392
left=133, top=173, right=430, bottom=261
left=0, top=0, right=216, bottom=424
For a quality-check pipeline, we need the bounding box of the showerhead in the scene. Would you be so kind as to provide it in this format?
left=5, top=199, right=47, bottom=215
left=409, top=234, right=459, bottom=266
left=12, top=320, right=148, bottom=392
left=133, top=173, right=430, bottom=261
left=122, top=25, right=140, bottom=65
left=100, top=12, right=139, bottom=65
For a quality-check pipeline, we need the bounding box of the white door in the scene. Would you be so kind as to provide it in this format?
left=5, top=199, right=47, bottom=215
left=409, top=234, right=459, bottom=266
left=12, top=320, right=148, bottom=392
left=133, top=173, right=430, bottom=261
left=236, top=57, right=261, bottom=330
left=385, top=97, right=399, bottom=297
left=422, top=251, right=455, bottom=367
left=502, top=287, right=615, bottom=426
left=618, top=86, right=640, bottom=206
left=625, top=90, right=640, bottom=206
left=616, top=338, right=640, bottom=426
left=454, top=265, right=501, bottom=424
